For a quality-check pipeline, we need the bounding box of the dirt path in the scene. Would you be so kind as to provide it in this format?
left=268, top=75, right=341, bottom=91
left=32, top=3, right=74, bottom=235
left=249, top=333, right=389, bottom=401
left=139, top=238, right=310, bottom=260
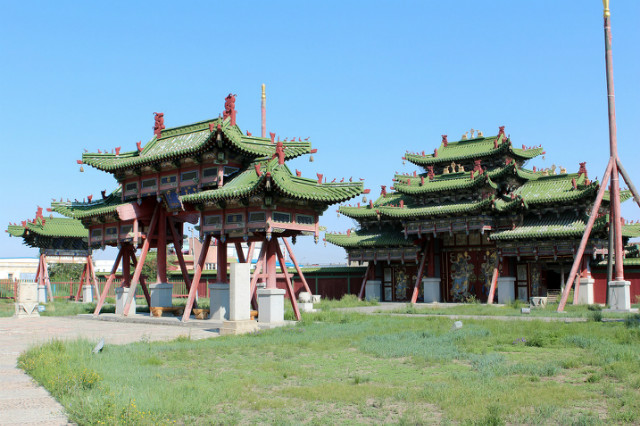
left=0, top=316, right=218, bottom=425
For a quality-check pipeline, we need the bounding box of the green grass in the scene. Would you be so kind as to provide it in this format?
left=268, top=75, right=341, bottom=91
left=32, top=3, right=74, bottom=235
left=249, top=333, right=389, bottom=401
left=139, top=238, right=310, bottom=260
left=0, top=298, right=15, bottom=317
left=381, top=301, right=639, bottom=319
left=316, top=293, right=379, bottom=311
left=18, top=309, right=640, bottom=424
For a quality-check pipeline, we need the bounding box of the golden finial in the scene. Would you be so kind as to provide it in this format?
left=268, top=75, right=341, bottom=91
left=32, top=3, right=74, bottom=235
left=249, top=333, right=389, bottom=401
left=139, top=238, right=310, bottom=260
left=603, top=0, right=610, bottom=18
left=261, top=84, right=265, bottom=99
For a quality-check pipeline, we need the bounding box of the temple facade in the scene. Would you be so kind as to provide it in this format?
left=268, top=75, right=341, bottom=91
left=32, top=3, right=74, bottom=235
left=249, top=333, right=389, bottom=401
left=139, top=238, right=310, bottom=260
left=327, top=127, right=640, bottom=304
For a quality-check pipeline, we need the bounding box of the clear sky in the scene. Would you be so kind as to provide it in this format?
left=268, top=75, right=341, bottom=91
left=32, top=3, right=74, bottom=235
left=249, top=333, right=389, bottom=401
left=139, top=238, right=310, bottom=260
left=1, top=1, right=639, bottom=264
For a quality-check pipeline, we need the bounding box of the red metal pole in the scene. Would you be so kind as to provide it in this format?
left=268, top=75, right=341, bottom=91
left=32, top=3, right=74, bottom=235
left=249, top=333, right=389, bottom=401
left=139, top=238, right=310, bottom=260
left=275, top=239, right=301, bottom=321
left=261, top=84, right=266, bottom=138
left=182, top=234, right=211, bottom=322
left=410, top=246, right=428, bottom=303
left=358, top=262, right=373, bottom=300
left=93, top=247, right=124, bottom=315
left=282, top=237, right=312, bottom=294
left=123, top=205, right=159, bottom=316
left=558, top=159, right=613, bottom=311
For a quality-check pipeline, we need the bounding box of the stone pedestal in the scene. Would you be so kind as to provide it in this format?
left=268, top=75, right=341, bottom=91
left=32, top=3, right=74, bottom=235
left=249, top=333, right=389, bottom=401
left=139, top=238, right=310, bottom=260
left=299, top=302, right=315, bottom=312
left=115, top=287, right=136, bottom=315
left=422, top=278, right=441, bottom=303
left=257, top=288, right=285, bottom=324
left=365, top=280, right=381, bottom=301
left=608, top=280, right=631, bottom=311
left=149, top=283, right=172, bottom=307
left=577, top=278, right=595, bottom=305
left=311, top=295, right=322, bottom=303
left=37, top=285, right=47, bottom=304
left=16, top=281, right=39, bottom=318
left=209, top=283, right=230, bottom=320
left=497, top=277, right=516, bottom=304
left=82, top=285, right=93, bottom=303
left=220, top=263, right=258, bottom=335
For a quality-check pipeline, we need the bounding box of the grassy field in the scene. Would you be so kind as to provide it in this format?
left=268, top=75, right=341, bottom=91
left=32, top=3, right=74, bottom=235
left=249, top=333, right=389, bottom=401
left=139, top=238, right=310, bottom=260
left=18, top=304, right=640, bottom=425
left=381, top=300, right=640, bottom=320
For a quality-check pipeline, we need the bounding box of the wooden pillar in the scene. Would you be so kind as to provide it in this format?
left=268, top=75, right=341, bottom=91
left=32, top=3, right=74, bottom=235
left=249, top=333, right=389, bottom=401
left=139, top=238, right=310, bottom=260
left=427, top=238, right=435, bottom=277
left=122, top=244, right=131, bottom=287
left=235, top=242, right=246, bottom=263
left=129, top=247, right=151, bottom=307
left=217, top=239, right=228, bottom=283
left=275, top=239, right=301, bottom=321
left=410, top=245, right=428, bottom=304
left=167, top=217, right=195, bottom=306
left=182, top=234, right=212, bottom=322
left=282, top=238, right=312, bottom=294
left=358, top=262, right=373, bottom=300
left=123, top=205, right=159, bottom=316
left=42, top=254, right=53, bottom=302
left=157, top=208, right=167, bottom=283
left=265, top=238, right=277, bottom=289
left=93, top=247, right=124, bottom=315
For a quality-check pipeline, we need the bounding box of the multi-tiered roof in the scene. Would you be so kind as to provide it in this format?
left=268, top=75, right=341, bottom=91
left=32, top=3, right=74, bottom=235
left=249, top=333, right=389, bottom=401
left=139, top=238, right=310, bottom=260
left=327, top=127, right=640, bottom=265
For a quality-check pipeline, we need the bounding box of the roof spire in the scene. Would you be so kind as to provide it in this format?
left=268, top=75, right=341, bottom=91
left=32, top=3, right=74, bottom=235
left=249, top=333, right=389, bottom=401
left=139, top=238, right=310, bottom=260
left=261, top=84, right=266, bottom=138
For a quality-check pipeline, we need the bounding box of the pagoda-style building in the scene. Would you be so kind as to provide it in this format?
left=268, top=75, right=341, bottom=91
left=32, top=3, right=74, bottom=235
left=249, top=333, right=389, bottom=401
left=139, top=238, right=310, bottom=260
left=52, top=94, right=363, bottom=319
left=327, top=127, right=640, bottom=304
left=6, top=207, right=97, bottom=302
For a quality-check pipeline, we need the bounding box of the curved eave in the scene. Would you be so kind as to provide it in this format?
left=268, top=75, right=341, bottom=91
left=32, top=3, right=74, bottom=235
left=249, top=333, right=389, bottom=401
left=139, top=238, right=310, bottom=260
left=181, top=168, right=264, bottom=204
left=325, top=231, right=416, bottom=249
left=404, top=134, right=508, bottom=166
left=81, top=117, right=313, bottom=173
left=491, top=215, right=608, bottom=241
left=271, top=167, right=364, bottom=204
left=394, top=172, right=497, bottom=195
left=378, top=197, right=495, bottom=219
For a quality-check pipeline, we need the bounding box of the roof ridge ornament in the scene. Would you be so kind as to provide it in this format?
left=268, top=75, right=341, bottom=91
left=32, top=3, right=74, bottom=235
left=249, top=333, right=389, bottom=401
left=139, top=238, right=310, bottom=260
left=223, top=94, right=237, bottom=126
left=153, top=112, right=165, bottom=139
left=442, top=135, right=448, bottom=147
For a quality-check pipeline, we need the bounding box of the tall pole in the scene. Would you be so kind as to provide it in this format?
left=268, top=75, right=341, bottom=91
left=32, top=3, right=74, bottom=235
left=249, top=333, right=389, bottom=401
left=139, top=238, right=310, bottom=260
left=603, top=0, right=624, bottom=282
left=261, top=84, right=266, bottom=138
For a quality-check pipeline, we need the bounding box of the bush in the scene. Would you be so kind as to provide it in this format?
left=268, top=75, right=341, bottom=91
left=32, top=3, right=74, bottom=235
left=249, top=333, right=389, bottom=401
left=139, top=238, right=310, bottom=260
left=625, top=314, right=640, bottom=328
left=588, top=310, right=603, bottom=322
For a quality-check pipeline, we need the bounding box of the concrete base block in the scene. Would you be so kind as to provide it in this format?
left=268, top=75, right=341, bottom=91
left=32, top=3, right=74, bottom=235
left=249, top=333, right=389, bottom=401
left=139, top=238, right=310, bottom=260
left=298, top=292, right=312, bottom=303
left=257, top=288, right=285, bottom=324
left=82, top=285, right=94, bottom=303
left=16, top=281, right=39, bottom=318
left=365, top=280, right=381, bottom=301
left=115, top=287, right=136, bottom=315
left=299, top=302, right=316, bottom=313
left=577, top=278, right=594, bottom=305
left=608, top=280, right=632, bottom=311
left=422, top=278, right=441, bottom=303
left=311, top=295, right=321, bottom=303
left=497, top=277, right=516, bottom=304
left=219, top=319, right=259, bottom=336
left=149, top=283, right=172, bottom=307
left=209, top=283, right=230, bottom=320
left=38, top=285, right=47, bottom=304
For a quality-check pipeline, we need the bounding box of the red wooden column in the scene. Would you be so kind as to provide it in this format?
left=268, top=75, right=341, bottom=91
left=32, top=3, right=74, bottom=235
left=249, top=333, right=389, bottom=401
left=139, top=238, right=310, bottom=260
left=275, top=240, right=301, bottom=320
left=265, top=238, right=277, bottom=289
left=217, top=239, right=228, bottom=283
left=157, top=208, right=167, bottom=283
left=282, top=238, right=312, bottom=294
left=42, top=254, right=53, bottom=302
left=167, top=217, right=195, bottom=306
left=93, top=247, right=124, bottom=315
left=122, top=244, right=131, bottom=287
left=358, top=262, right=373, bottom=300
left=182, top=234, right=212, bottom=322
left=410, top=245, right=428, bottom=304
left=129, top=247, right=151, bottom=307
left=235, top=242, right=246, bottom=263
left=123, top=205, right=159, bottom=316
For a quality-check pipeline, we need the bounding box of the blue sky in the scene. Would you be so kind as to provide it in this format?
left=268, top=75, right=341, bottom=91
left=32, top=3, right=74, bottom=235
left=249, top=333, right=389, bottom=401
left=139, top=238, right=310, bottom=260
left=1, top=1, right=639, bottom=264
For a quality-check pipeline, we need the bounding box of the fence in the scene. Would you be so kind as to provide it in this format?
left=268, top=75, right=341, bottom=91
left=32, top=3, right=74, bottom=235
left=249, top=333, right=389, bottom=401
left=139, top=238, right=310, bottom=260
left=0, top=279, right=214, bottom=301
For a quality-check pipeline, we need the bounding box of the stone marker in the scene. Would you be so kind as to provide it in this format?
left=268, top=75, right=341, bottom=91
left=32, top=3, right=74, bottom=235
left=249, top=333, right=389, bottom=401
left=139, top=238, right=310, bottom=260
left=220, top=263, right=259, bottom=335
left=521, top=307, right=531, bottom=314
left=115, top=286, right=136, bottom=315
left=451, top=320, right=463, bottom=330
left=149, top=282, right=172, bottom=307
left=16, top=281, right=39, bottom=318
left=257, top=288, right=286, bottom=325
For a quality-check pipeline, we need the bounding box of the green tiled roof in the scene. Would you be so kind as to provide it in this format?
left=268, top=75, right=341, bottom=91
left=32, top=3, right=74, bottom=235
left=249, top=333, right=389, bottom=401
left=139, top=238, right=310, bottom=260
left=182, top=159, right=363, bottom=205
left=51, top=188, right=126, bottom=219
left=511, top=173, right=597, bottom=206
left=622, top=223, right=640, bottom=238
left=394, top=169, right=499, bottom=195
left=7, top=216, right=88, bottom=249
left=339, top=193, right=494, bottom=220
left=81, top=117, right=313, bottom=173
left=405, top=133, right=543, bottom=167
left=490, top=213, right=608, bottom=241
left=325, top=229, right=416, bottom=248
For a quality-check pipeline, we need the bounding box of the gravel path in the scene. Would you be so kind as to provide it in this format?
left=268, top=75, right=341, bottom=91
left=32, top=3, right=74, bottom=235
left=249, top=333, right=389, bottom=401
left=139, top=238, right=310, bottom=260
left=0, top=315, right=219, bottom=425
